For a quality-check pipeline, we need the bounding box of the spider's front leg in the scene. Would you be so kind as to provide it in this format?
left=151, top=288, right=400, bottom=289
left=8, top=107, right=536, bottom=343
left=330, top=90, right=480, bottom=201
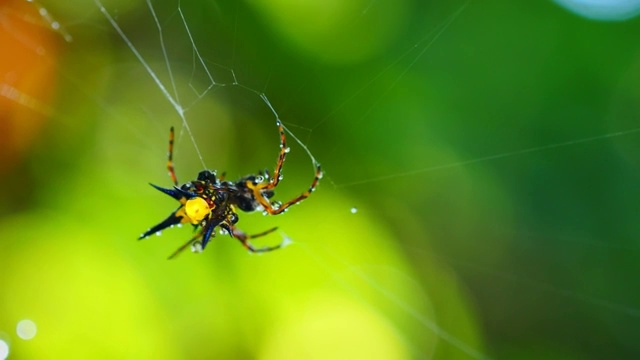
left=266, top=120, right=288, bottom=189
left=248, top=163, right=323, bottom=215
left=244, top=120, right=323, bottom=215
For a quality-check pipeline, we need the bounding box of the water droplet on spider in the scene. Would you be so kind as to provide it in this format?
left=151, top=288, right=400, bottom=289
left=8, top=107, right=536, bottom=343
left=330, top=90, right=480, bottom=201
left=262, top=211, right=268, bottom=216
left=177, top=223, right=183, bottom=228
left=191, top=242, right=203, bottom=253
left=284, top=147, right=291, bottom=153
left=350, top=207, right=358, bottom=214
left=155, top=231, right=162, bottom=236
left=255, top=176, right=264, bottom=183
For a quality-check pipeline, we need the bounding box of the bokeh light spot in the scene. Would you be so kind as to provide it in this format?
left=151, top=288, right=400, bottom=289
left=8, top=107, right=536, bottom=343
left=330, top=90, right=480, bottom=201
left=249, top=0, right=408, bottom=64
left=0, top=339, right=9, bottom=360
left=16, top=319, right=37, bottom=340
left=554, top=0, right=640, bottom=21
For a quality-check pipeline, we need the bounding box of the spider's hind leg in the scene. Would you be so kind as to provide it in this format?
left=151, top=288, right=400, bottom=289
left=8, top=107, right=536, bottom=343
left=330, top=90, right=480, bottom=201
left=228, top=226, right=281, bottom=253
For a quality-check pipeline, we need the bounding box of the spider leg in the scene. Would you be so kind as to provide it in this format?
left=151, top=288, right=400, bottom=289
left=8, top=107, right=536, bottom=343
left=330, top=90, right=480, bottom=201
left=167, top=222, right=216, bottom=260
left=245, top=120, right=323, bottom=215
left=167, top=126, right=179, bottom=186
left=249, top=164, right=322, bottom=215
left=264, top=120, right=288, bottom=189
left=167, top=232, right=202, bottom=260
left=228, top=226, right=281, bottom=253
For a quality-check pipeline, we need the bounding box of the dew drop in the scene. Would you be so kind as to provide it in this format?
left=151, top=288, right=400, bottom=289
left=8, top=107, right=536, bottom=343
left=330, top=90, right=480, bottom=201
left=350, top=207, right=358, bottom=214
left=191, top=242, right=203, bottom=253
left=281, top=236, right=293, bottom=248
left=155, top=231, right=162, bottom=236
left=284, top=147, right=291, bottom=153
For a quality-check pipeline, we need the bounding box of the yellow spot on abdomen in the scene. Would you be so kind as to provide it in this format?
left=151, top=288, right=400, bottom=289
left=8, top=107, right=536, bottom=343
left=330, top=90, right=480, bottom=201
left=185, top=197, right=211, bottom=224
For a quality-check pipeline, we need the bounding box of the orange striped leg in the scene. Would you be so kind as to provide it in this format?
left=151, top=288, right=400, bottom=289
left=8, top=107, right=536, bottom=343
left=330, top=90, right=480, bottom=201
left=231, top=226, right=280, bottom=253
left=249, top=164, right=323, bottom=215
left=167, top=126, right=178, bottom=186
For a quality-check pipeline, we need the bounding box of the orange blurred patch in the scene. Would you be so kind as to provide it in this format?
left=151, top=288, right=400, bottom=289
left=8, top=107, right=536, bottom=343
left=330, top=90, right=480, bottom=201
left=0, top=0, right=64, bottom=173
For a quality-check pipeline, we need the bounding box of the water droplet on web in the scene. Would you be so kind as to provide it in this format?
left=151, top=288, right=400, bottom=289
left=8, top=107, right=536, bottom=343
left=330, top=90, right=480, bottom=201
left=281, top=236, right=293, bottom=248
left=350, top=207, right=358, bottom=214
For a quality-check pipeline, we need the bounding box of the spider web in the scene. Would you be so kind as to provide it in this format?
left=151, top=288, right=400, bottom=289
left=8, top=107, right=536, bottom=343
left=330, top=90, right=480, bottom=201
left=90, top=0, right=488, bottom=358
left=3, top=0, right=640, bottom=359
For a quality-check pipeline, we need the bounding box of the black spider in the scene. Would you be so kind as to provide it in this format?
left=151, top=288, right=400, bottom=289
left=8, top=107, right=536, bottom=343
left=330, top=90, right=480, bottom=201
left=139, top=122, right=322, bottom=259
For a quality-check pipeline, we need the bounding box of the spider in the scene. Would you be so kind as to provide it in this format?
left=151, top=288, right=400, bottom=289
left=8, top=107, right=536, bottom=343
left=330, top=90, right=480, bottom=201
left=139, top=121, right=322, bottom=259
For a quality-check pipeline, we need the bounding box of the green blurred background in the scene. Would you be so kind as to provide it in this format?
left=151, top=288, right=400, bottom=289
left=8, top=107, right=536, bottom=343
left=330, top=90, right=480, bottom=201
left=2, top=0, right=640, bottom=359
